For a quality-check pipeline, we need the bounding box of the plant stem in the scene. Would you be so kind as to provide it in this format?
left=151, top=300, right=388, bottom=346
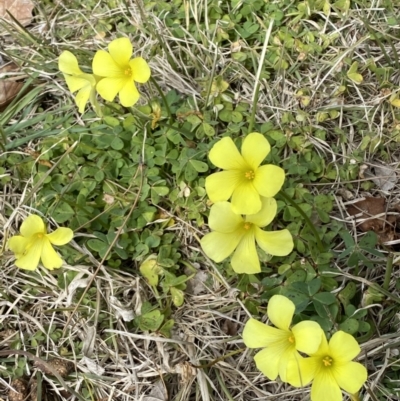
left=215, top=369, right=235, bottom=401
left=383, top=252, right=394, bottom=291
left=279, top=190, right=324, bottom=253
left=248, top=19, right=274, bottom=133
left=150, top=76, right=174, bottom=124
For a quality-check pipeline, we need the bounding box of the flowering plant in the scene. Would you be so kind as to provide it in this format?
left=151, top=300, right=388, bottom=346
left=242, top=295, right=322, bottom=382
left=200, top=198, right=293, bottom=274
left=243, top=295, right=368, bottom=401
left=205, top=133, right=285, bottom=215
left=287, top=330, right=367, bottom=401
left=93, top=37, right=151, bottom=107
left=58, top=51, right=100, bottom=114
left=59, top=37, right=151, bottom=113
left=8, top=215, right=73, bottom=270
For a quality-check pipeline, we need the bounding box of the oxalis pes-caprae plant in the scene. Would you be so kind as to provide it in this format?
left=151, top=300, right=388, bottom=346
left=6, top=36, right=368, bottom=401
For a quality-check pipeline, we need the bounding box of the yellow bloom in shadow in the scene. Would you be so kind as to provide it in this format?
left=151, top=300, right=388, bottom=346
left=58, top=51, right=100, bottom=114
left=205, top=133, right=285, bottom=215
left=200, top=197, right=293, bottom=274
left=92, top=37, right=151, bottom=107
left=243, top=295, right=322, bottom=382
left=8, top=215, right=73, bottom=270
left=287, top=331, right=367, bottom=401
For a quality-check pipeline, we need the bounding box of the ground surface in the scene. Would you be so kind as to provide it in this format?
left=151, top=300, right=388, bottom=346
left=1, top=0, right=400, bottom=400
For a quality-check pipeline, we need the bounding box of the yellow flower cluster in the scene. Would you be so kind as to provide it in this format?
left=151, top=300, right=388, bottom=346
left=201, top=133, right=294, bottom=274
left=243, top=295, right=367, bottom=401
left=58, top=37, right=151, bottom=114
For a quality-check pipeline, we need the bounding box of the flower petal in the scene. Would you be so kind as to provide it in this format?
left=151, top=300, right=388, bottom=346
left=246, top=197, right=277, bottom=227
left=8, top=236, right=29, bottom=257
left=333, top=361, right=367, bottom=394
left=96, top=77, right=126, bottom=102
left=200, top=231, right=242, bottom=263
left=268, top=295, right=294, bottom=330
left=75, top=86, right=92, bottom=113
left=311, top=369, right=342, bottom=401
left=130, top=57, right=151, bottom=83
left=205, top=170, right=243, bottom=204
left=108, top=37, right=132, bottom=68
left=59, top=51, right=83, bottom=75
left=46, top=227, right=73, bottom=246
left=208, top=201, right=243, bottom=233
left=253, top=164, right=285, bottom=198
left=329, top=331, right=361, bottom=362
left=63, top=74, right=91, bottom=94
left=231, top=182, right=262, bottom=215
left=14, top=238, right=44, bottom=270
left=20, top=215, right=45, bottom=237
left=279, top=348, right=302, bottom=383
left=291, top=321, right=322, bottom=354
left=286, top=355, right=318, bottom=387
left=242, top=318, right=288, bottom=348
left=231, top=231, right=260, bottom=274
left=311, top=331, right=330, bottom=356
left=93, top=50, right=124, bottom=78
left=119, top=81, right=140, bottom=107
left=209, top=137, right=247, bottom=170
left=40, top=239, right=63, bottom=270
left=241, top=132, right=271, bottom=170
left=255, top=228, right=294, bottom=256
left=254, top=342, right=293, bottom=381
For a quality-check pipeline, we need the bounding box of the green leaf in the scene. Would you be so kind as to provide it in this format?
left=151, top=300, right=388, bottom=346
left=347, top=62, right=363, bottom=84
left=313, top=300, right=329, bottom=318
left=313, top=292, right=336, bottom=305
left=308, top=278, right=321, bottom=296
left=189, top=159, right=209, bottom=172
left=359, top=231, right=378, bottom=249
left=170, top=287, right=184, bottom=307
left=137, top=310, right=164, bottom=331
left=87, top=239, right=106, bottom=252
left=231, top=111, right=243, bottom=123
left=103, top=116, right=120, bottom=127
left=197, top=122, right=215, bottom=137
left=358, top=321, right=371, bottom=333
left=159, top=319, right=175, bottom=338
left=280, top=288, right=309, bottom=309
left=286, top=270, right=307, bottom=284
left=339, top=318, right=359, bottom=334
left=151, top=186, right=169, bottom=196
left=140, top=257, right=162, bottom=286
left=184, top=163, right=198, bottom=181
left=111, top=137, right=124, bottom=150
left=338, top=282, right=357, bottom=307
left=53, top=202, right=74, bottom=223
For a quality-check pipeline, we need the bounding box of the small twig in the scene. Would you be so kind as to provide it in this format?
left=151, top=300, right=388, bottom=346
left=383, top=253, right=394, bottom=291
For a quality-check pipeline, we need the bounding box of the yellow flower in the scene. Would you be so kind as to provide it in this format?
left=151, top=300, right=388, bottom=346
left=8, top=215, right=73, bottom=271
left=286, top=331, right=367, bottom=401
left=205, top=133, right=285, bottom=215
left=58, top=51, right=100, bottom=114
left=92, top=37, right=151, bottom=107
left=200, top=198, right=293, bottom=274
left=243, top=295, right=322, bottom=382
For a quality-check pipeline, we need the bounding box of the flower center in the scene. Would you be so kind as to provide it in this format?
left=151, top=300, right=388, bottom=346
left=244, top=170, right=255, bottom=180
left=288, top=335, right=295, bottom=344
left=244, top=222, right=252, bottom=230
left=37, top=233, right=44, bottom=239
left=124, top=67, right=132, bottom=77
left=322, top=356, right=333, bottom=367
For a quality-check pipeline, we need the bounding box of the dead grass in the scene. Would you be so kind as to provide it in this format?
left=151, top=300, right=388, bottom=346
left=1, top=0, right=400, bottom=400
